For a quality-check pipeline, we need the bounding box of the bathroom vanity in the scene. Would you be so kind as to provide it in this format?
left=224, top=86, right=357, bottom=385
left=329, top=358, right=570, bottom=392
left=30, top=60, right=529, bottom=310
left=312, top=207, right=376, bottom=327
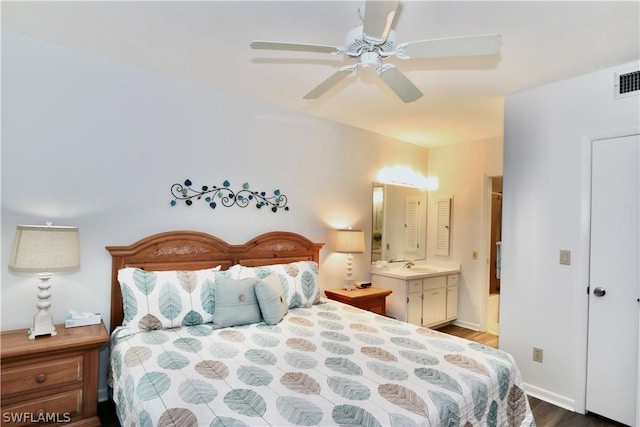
left=371, top=265, right=460, bottom=327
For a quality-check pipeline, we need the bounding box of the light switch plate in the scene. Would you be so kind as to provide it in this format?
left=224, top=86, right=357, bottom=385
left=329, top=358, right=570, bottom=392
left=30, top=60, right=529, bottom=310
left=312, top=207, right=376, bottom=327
left=559, top=249, right=571, bottom=265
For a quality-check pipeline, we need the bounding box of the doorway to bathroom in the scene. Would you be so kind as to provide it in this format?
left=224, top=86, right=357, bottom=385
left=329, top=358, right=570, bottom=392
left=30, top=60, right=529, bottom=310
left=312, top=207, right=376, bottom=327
left=486, top=176, right=502, bottom=336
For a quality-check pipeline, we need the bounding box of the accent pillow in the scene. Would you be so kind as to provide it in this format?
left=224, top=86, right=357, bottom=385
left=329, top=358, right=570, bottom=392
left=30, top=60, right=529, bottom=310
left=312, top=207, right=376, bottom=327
left=255, top=273, right=289, bottom=325
left=233, top=261, right=320, bottom=308
left=211, top=277, right=262, bottom=328
left=117, top=267, right=219, bottom=331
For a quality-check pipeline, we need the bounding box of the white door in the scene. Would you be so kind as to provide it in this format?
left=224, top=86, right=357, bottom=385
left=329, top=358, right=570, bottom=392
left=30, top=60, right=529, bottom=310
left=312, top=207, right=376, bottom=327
left=586, top=135, right=639, bottom=426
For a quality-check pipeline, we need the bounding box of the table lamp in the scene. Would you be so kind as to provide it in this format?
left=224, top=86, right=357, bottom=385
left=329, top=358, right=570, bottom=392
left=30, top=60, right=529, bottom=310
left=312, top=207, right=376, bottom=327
left=8, top=223, right=80, bottom=339
left=335, top=228, right=365, bottom=291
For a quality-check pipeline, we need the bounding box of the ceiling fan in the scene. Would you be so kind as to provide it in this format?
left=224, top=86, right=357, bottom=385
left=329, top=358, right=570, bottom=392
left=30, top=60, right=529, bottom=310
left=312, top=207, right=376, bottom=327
left=250, top=0, right=502, bottom=103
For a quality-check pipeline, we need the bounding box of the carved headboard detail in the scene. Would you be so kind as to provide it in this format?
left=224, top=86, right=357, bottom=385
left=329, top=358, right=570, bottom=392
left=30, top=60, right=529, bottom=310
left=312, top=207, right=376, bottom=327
left=106, top=230, right=324, bottom=333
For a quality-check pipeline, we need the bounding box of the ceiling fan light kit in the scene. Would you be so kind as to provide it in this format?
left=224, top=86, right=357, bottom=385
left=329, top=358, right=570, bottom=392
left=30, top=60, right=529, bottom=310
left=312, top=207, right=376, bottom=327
left=250, top=0, right=502, bottom=103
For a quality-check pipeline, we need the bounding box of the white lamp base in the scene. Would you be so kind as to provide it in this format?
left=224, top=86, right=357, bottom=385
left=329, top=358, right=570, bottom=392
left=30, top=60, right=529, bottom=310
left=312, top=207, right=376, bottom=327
left=29, top=312, right=57, bottom=339
left=28, top=272, right=57, bottom=339
left=343, top=278, right=356, bottom=291
left=343, top=253, right=356, bottom=291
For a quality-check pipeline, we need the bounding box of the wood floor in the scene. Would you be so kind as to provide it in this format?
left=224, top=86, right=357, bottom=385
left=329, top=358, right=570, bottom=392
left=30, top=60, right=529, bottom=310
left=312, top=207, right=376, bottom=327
left=435, top=324, right=626, bottom=427
left=97, top=325, right=626, bottom=427
left=437, top=324, right=500, bottom=348
left=97, top=391, right=625, bottom=427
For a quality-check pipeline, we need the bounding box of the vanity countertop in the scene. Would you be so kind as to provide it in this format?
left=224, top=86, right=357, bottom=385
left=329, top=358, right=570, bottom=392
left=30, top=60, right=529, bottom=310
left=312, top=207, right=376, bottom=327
left=371, top=263, right=460, bottom=280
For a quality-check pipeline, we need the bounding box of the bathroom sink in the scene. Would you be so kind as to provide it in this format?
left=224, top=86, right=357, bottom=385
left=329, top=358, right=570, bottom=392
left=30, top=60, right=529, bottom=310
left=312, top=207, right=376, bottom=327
left=403, top=266, right=437, bottom=273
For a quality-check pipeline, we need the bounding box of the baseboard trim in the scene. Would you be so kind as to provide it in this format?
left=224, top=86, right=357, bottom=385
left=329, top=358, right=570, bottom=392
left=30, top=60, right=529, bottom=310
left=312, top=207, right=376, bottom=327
left=98, top=387, right=110, bottom=402
left=524, top=383, right=577, bottom=413
left=451, top=319, right=481, bottom=331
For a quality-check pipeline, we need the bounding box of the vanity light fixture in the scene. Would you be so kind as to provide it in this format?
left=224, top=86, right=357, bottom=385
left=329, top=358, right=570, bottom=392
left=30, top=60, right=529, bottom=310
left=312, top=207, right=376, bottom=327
left=335, top=228, right=365, bottom=291
left=376, top=166, right=438, bottom=190
left=425, top=176, right=439, bottom=191
left=8, top=223, right=80, bottom=339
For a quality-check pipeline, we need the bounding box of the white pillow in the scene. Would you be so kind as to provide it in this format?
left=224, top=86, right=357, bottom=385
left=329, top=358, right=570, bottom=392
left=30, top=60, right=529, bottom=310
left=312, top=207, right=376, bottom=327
left=118, top=267, right=220, bottom=331
left=233, top=261, right=320, bottom=308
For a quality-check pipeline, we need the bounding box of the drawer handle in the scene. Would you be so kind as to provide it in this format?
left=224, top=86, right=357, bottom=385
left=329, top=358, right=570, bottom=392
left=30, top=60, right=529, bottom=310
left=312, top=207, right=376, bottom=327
left=35, top=373, right=47, bottom=383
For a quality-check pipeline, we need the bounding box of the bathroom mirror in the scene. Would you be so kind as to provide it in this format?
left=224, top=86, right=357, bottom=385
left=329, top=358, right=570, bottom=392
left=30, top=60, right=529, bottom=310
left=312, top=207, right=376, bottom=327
left=372, top=183, right=427, bottom=263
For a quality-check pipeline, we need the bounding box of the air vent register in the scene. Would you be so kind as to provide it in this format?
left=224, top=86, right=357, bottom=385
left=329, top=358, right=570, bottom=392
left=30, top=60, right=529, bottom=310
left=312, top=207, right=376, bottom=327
left=615, top=68, right=640, bottom=98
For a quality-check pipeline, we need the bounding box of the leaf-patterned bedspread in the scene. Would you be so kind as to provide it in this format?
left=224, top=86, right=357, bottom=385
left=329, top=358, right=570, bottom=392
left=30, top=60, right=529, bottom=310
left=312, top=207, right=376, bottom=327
left=110, top=300, right=536, bottom=426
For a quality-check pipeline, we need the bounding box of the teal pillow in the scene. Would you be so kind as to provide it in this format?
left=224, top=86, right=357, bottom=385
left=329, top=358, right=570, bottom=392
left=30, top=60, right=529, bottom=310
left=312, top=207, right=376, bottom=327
left=211, top=277, right=261, bottom=328
left=255, top=273, right=289, bottom=325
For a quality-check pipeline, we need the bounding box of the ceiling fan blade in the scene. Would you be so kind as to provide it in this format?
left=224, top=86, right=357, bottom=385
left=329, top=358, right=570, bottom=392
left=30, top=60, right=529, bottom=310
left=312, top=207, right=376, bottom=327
left=362, top=0, right=399, bottom=42
left=250, top=41, right=339, bottom=54
left=399, top=34, right=503, bottom=59
left=303, top=68, right=354, bottom=100
left=377, top=65, right=423, bottom=103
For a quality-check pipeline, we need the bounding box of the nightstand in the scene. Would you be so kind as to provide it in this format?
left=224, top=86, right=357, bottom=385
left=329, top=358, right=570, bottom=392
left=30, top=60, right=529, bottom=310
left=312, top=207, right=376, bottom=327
left=324, top=287, right=392, bottom=316
left=1, top=322, right=109, bottom=426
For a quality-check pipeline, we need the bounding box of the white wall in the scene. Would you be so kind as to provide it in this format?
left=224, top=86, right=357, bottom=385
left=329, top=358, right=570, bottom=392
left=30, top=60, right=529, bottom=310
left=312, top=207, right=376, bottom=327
left=0, top=30, right=428, bottom=398
left=426, top=136, right=504, bottom=330
left=502, top=61, right=640, bottom=410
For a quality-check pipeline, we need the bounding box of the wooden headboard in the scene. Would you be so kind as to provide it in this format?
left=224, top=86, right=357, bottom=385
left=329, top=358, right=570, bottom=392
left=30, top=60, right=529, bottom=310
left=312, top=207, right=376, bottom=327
left=106, top=230, right=324, bottom=333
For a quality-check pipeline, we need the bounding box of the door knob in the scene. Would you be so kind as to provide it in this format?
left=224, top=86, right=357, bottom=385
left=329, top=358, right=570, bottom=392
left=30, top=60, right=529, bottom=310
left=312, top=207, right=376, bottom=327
left=593, top=287, right=606, bottom=297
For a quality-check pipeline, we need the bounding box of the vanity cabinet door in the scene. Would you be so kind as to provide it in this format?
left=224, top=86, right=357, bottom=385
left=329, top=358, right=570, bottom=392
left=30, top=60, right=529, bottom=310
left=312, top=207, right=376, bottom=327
left=446, top=285, right=458, bottom=321
left=445, top=274, right=459, bottom=322
left=407, top=291, right=423, bottom=326
left=422, top=276, right=447, bottom=326
left=422, top=287, right=446, bottom=326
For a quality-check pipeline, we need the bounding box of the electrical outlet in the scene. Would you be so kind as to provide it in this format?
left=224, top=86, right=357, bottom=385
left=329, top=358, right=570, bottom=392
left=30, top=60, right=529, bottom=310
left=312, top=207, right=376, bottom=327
left=559, top=249, right=571, bottom=265
left=533, top=347, right=543, bottom=363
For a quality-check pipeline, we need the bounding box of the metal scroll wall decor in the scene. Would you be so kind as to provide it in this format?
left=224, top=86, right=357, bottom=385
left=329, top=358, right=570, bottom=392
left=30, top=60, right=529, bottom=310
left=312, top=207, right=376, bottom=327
left=171, top=179, right=289, bottom=212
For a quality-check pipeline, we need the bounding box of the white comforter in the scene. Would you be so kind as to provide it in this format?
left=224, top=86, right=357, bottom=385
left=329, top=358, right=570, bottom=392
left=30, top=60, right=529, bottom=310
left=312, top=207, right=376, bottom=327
left=110, top=299, right=535, bottom=427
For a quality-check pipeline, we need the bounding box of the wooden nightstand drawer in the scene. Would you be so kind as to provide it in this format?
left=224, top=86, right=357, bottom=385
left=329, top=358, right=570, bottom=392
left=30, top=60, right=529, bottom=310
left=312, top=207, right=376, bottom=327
left=1, top=355, right=83, bottom=396
left=2, top=389, right=82, bottom=426
left=1, top=322, right=108, bottom=427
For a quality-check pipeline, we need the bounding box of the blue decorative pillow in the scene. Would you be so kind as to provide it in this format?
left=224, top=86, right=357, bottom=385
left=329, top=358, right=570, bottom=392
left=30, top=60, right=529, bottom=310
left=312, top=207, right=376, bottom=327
left=255, top=273, right=289, bottom=325
left=211, top=277, right=262, bottom=328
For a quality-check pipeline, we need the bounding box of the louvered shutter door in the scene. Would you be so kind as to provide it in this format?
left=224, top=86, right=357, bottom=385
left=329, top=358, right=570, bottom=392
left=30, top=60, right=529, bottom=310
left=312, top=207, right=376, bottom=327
left=405, top=198, right=419, bottom=252
left=435, top=197, right=451, bottom=256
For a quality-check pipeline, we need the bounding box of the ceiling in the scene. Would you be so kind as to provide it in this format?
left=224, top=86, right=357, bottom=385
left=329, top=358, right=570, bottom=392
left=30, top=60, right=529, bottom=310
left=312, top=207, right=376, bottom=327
left=3, top=1, right=639, bottom=147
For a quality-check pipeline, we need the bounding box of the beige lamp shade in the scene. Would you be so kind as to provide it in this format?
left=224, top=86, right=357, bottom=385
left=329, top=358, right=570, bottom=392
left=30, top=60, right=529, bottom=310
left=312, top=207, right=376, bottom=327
left=335, top=229, right=365, bottom=253
left=9, top=224, right=80, bottom=272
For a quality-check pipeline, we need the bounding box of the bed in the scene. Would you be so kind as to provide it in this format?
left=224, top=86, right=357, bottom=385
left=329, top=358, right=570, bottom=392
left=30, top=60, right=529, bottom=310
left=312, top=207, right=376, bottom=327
left=106, top=230, right=536, bottom=427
